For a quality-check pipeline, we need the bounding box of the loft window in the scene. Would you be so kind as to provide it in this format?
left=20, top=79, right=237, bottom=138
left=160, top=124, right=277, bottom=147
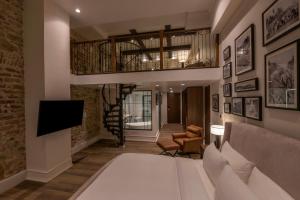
left=123, top=90, right=152, bottom=130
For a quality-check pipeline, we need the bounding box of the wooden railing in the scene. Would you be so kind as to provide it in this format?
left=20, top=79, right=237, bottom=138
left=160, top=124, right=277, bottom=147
left=71, top=28, right=219, bottom=75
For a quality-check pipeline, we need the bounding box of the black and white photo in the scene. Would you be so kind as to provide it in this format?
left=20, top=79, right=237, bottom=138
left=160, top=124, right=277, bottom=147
left=223, top=62, right=232, bottom=79
left=224, top=103, right=231, bottom=114
left=223, top=83, right=232, bottom=97
left=212, top=94, right=219, bottom=112
left=232, top=97, right=244, bottom=116
left=234, top=78, right=259, bottom=92
left=245, top=97, right=262, bottom=121
left=263, top=0, right=300, bottom=46
left=223, top=46, right=231, bottom=61
left=235, top=24, right=255, bottom=75
left=265, top=40, right=299, bottom=110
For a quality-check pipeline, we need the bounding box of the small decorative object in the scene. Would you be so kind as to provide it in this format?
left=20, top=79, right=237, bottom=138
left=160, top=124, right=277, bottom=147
left=223, top=62, right=232, bottom=79
left=245, top=97, right=262, bottom=121
left=223, top=46, right=231, bottom=61
left=224, top=103, right=231, bottom=114
left=262, top=0, right=300, bottom=46
left=235, top=24, right=255, bottom=75
left=265, top=40, right=299, bottom=110
left=210, top=125, right=225, bottom=149
left=234, top=78, right=259, bottom=92
left=223, top=83, right=232, bottom=97
left=212, top=94, right=219, bottom=112
left=232, top=97, right=244, bottom=116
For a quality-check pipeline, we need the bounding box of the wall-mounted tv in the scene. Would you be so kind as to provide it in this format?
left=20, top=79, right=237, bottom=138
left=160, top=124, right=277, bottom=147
left=37, top=100, right=84, bottom=137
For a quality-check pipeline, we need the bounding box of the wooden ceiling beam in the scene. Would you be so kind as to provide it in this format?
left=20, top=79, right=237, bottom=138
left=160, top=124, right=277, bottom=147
left=165, top=25, right=173, bottom=58
left=129, top=29, right=153, bottom=60
left=121, top=45, right=191, bottom=56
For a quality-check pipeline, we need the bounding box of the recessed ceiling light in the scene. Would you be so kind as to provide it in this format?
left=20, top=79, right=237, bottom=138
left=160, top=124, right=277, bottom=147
left=181, top=83, right=185, bottom=86
left=170, top=90, right=174, bottom=93
left=155, top=84, right=160, bottom=87
left=75, top=8, right=81, bottom=13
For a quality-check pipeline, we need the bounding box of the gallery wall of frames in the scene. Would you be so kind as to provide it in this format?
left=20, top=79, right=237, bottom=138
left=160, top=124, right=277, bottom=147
left=212, top=0, right=300, bottom=129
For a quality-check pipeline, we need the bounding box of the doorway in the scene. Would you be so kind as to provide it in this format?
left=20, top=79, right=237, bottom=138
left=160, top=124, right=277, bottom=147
left=167, top=93, right=181, bottom=123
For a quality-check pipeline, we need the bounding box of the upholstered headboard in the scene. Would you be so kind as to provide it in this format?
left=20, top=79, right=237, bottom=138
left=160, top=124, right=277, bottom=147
left=222, top=122, right=300, bottom=199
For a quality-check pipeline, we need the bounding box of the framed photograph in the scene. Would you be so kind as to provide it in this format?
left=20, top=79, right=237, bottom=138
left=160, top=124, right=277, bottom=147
left=234, top=78, right=259, bottom=92
left=235, top=24, right=255, bottom=75
left=232, top=97, right=244, bottom=116
left=223, top=46, right=231, bottom=61
left=245, top=97, right=262, bottom=121
left=212, top=94, right=219, bottom=112
left=223, top=83, right=232, bottom=97
left=224, top=103, right=231, bottom=114
left=265, top=40, right=300, bottom=110
left=223, top=62, right=232, bottom=79
left=262, top=0, right=300, bottom=46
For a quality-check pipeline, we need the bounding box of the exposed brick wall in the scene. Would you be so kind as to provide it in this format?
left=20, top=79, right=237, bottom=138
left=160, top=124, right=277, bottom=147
left=71, top=85, right=101, bottom=148
left=0, top=0, right=26, bottom=180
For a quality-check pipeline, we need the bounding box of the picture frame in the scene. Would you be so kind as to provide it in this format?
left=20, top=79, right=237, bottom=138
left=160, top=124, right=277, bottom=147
left=212, top=94, right=219, bottom=112
left=223, top=83, right=232, bottom=97
left=232, top=97, right=244, bottom=116
left=245, top=97, right=262, bottom=121
left=223, top=62, right=232, bottom=79
left=234, top=78, right=259, bottom=92
left=265, top=40, right=300, bottom=110
left=235, top=24, right=255, bottom=75
left=223, top=46, right=231, bottom=61
left=224, top=103, right=231, bottom=114
left=262, top=0, right=300, bottom=46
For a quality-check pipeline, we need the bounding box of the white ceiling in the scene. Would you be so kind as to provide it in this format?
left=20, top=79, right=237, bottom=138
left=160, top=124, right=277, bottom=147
left=54, top=0, right=216, bottom=38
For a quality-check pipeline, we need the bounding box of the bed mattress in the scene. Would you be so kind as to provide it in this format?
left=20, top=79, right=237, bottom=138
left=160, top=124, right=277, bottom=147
left=71, top=153, right=214, bottom=200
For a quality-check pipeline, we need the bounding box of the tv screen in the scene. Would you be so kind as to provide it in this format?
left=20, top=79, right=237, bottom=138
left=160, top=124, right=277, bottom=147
left=37, top=100, right=84, bottom=137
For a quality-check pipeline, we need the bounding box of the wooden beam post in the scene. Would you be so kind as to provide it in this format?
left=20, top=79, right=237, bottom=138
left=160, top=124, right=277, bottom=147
left=215, top=34, right=220, bottom=67
left=159, top=30, right=164, bottom=70
left=111, top=38, right=117, bottom=72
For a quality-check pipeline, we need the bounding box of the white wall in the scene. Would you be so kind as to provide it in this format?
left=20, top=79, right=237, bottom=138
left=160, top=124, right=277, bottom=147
left=213, top=0, right=300, bottom=139
left=24, top=0, right=72, bottom=182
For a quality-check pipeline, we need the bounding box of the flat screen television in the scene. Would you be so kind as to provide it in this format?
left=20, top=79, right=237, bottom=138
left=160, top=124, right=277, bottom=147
left=37, top=100, right=84, bottom=137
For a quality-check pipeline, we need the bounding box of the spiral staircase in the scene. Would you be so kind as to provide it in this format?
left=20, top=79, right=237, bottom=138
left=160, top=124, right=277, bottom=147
left=102, top=84, right=136, bottom=145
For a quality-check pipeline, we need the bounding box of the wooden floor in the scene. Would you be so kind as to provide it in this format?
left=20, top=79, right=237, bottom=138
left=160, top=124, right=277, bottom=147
left=0, top=124, right=184, bottom=200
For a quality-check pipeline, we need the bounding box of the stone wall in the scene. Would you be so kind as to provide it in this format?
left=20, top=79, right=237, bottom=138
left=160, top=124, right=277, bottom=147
left=0, top=0, right=26, bottom=180
left=71, top=85, right=101, bottom=148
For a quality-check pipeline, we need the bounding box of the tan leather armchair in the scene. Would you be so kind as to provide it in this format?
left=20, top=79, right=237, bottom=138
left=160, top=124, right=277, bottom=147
left=172, top=125, right=204, bottom=154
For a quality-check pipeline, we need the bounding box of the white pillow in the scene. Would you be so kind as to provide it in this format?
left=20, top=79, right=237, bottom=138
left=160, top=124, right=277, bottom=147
left=221, top=141, right=255, bottom=183
left=248, top=167, right=294, bottom=200
left=203, top=143, right=228, bottom=185
left=215, top=165, right=259, bottom=200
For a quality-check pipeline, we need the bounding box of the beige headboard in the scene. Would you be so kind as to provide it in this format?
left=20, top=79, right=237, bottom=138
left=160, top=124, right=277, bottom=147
left=222, top=122, right=300, bottom=199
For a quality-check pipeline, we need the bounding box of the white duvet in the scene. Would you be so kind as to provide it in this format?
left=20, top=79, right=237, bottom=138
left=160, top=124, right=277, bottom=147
left=73, top=153, right=213, bottom=200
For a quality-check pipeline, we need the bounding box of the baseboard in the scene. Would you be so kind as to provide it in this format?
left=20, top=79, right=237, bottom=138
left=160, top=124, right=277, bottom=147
left=27, top=158, right=72, bottom=183
left=71, top=135, right=102, bottom=155
left=0, top=170, right=27, bottom=194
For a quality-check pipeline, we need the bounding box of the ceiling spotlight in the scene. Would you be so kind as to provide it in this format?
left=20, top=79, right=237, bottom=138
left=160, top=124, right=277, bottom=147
left=155, top=84, right=160, bottom=87
left=181, top=83, right=185, bottom=86
left=170, top=90, right=174, bottom=93
left=172, top=35, right=176, bottom=38
left=75, top=8, right=81, bottom=13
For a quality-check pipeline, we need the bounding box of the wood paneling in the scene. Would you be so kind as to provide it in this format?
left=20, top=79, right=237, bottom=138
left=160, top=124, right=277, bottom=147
left=167, top=93, right=181, bottom=123
left=186, top=87, right=204, bottom=128
left=204, top=86, right=211, bottom=144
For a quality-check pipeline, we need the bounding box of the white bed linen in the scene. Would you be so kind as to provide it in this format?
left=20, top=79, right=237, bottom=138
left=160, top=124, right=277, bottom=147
left=74, top=153, right=212, bottom=200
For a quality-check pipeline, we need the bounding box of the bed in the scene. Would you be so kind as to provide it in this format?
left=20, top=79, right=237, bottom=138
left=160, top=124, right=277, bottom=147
left=70, top=122, right=300, bottom=200
left=71, top=153, right=214, bottom=200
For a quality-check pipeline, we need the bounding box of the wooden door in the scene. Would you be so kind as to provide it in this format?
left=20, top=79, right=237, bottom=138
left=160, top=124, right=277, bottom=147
left=204, top=86, right=211, bottom=144
left=167, top=93, right=181, bottom=123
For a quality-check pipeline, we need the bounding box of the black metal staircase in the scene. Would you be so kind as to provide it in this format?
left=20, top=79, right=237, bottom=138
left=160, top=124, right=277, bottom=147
left=102, top=84, right=136, bottom=145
